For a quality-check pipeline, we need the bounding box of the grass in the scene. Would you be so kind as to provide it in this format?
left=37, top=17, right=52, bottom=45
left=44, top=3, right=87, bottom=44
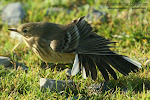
left=0, top=0, right=150, bottom=99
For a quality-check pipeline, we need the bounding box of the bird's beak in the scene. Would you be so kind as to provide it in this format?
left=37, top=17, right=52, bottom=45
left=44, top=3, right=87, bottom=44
left=8, top=28, right=18, bottom=32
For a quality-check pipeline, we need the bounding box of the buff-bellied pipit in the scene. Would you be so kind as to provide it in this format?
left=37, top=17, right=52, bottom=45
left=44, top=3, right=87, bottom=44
left=8, top=16, right=142, bottom=81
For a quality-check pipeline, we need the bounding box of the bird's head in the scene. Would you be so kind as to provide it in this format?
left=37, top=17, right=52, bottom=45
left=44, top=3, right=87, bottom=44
left=8, top=23, right=39, bottom=38
left=8, top=22, right=64, bottom=39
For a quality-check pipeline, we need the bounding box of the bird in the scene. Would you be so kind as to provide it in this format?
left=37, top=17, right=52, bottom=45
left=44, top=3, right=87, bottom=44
left=8, top=16, right=142, bottom=81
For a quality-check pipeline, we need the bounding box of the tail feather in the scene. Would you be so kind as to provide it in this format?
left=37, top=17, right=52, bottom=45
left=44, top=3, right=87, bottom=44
left=86, top=56, right=97, bottom=80
left=78, top=54, right=87, bottom=79
left=79, top=55, right=90, bottom=77
left=79, top=55, right=97, bottom=80
left=105, top=56, right=131, bottom=75
left=98, top=57, right=117, bottom=80
left=82, top=66, right=87, bottom=79
left=71, top=54, right=80, bottom=76
left=78, top=54, right=141, bottom=81
left=101, top=56, right=129, bottom=76
left=123, top=56, right=142, bottom=68
left=95, top=61, right=109, bottom=81
left=111, top=55, right=139, bottom=72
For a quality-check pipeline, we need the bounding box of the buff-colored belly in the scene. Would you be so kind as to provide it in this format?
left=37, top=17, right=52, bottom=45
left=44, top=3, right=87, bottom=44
left=32, top=45, right=75, bottom=63
left=43, top=52, right=75, bottom=63
left=23, top=37, right=75, bottom=63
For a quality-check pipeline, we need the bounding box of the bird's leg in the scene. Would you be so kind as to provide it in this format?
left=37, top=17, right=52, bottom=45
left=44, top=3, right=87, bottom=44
left=56, top=63, right=72, bottom=70
left=40, top=62, right=72, bottom=70
left=40, top=62, right=72, bottom=78
left=40, top=62, right=56, bottom=70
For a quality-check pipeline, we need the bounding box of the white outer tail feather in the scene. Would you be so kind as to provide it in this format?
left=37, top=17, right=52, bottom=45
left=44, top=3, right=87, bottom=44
left=123, top=56, right=142, bottom=68
left=82, top=66, right=86, bottom=79
left=71, top=53, right=142, bottom=79
left=71, top=54, right=80, bottom=76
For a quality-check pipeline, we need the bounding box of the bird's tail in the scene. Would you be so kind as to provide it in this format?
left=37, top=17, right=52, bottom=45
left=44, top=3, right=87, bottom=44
left=71, top=53, right=142, bottom=81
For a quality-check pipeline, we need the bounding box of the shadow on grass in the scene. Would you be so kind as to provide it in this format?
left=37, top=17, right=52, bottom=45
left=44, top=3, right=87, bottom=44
left=103, top=75, right=150, bottom=94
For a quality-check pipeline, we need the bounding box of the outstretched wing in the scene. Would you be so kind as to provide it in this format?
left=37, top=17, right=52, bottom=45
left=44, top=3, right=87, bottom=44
left=50, top=16, right=93, bottom=53
left=49, top=17, right=141, bottom=81
left=76, top=33, right=116, bottom=55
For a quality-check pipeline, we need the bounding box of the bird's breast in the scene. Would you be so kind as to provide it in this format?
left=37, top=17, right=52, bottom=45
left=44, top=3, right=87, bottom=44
left=34, top=46, right=75, bottom=63
left=32, top=42, right=75, bottom=63
left=23, top=37, right=75, bottom=63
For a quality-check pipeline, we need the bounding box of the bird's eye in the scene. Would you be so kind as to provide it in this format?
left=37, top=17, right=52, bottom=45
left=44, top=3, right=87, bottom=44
left=23, top=29, right=28, bottom=33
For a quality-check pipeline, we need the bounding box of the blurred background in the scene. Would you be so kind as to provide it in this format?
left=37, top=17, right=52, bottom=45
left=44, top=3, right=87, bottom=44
left=0, top=0, right=150, bottom=99
left=0, top=0, right=149, bottom=53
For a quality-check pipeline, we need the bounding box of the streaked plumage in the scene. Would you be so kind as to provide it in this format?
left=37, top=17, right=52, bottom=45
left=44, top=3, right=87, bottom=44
left=8, top=16, right=142, bottom=81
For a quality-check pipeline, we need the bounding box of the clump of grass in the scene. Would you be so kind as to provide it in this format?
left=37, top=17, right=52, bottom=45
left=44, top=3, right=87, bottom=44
left=0, top=0, right=150, bottom=99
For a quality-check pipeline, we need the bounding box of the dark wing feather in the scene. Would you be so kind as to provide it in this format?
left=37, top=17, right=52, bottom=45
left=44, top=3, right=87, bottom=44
left=76, top=32, right=141, bottom=81
left=50, top=16, right=93, bottom=52
left=77, top=32, right=116, bottom=55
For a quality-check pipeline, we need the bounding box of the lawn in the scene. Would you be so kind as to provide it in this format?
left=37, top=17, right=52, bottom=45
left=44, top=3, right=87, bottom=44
left=0, top=0, right=150, bottom=99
